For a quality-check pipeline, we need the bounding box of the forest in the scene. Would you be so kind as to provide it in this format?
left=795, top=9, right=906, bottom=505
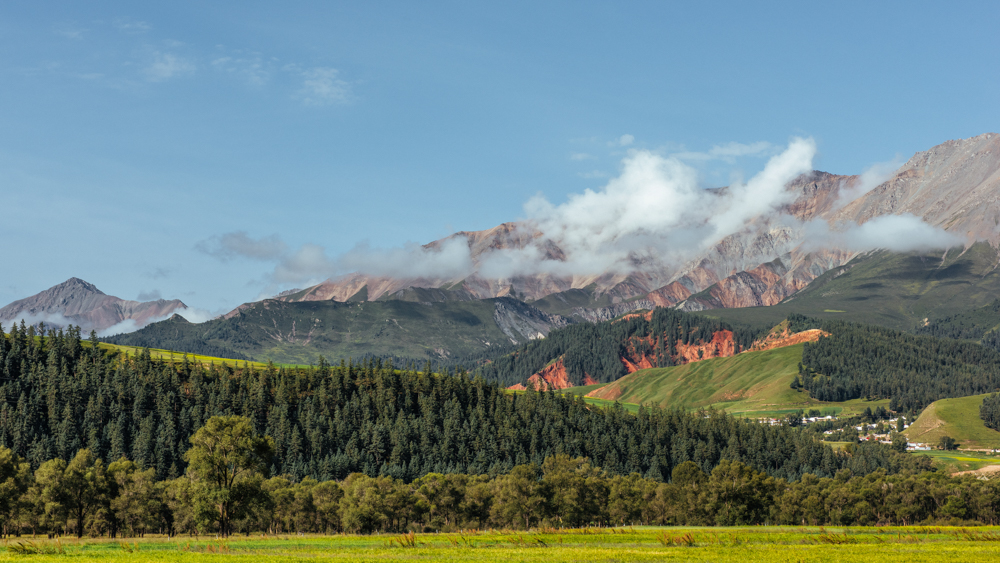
left=0, top=436, right=995, bottom=539
left=798, top=318, right=1000, bottom=412
left=0, top=321, right=928, bottom=485
left=0, top=320, right=995, bottom=538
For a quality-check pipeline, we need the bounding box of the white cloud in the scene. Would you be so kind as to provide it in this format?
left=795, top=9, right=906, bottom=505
left=269, top=237, right=474, bottom=286
left=578, top=170, right=608, bottom=179
left=618, top=134, right=635, bottom=146
left=144, top=52, right=195, bottom=82
left=296, top=67, right=352, bottom=106
left=222, top=136, right=959, bottom=295
left=97, top=305, right=220, bottom=337
left=196, top=232, right=288, bottom=262
left=172, top=306, right=219, bottom=324
left=803, top=214, right=963, bottom=253
left=145, top=267, right=172, bottom=280
left=705, top=137, right=815, bottom=243
left=480, top=137, right=816, bottom=277
left=1, top=312, right=76, bottom=332
left=833, top=157, right=901, bottom=210
left=337, top=237, right=474, bottom=279
left=223, top=138, right=819, bottom=288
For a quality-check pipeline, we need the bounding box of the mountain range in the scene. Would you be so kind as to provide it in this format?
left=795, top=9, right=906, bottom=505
left=5, top=133, right=1000, bottom=365
left=279, top=133, right=1000, bottom=316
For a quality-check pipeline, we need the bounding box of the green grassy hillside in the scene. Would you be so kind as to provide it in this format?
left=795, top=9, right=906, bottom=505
left=107, top=298, right=530, bottom=365
left=584, top=343, right=887, bottom=417
left=703, top=242, right=1000, bottom=332
left=904, top=393, right=1000, bottom=450
left=97, top=342, right=274, bottom=368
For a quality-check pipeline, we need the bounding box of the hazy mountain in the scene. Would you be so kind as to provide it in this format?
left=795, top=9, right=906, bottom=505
left=93, top=134, right=1000, bottom=363
left=0, top=277, right=187, bottom=334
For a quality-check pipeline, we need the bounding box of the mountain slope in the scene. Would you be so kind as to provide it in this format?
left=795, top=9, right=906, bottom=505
left=904, top=394, right=1000, bottom=450
left=0, top=278, right=186, bottom=333
left=107, top=297, right=568, bottom=364
left=274, top=134, right=1000, bottom=325
left=478, top=307, right=767, bottom=388
left=585, top=344, right=810, bottom=414
left=835, top=133, right=1000, bottom=244
left=702, top=241, right=1000, bottom=331
left=277, top=172, right=861, bottom=318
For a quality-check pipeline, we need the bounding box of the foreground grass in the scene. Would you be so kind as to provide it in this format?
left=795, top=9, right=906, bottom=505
left=5, top=526, right=1000, bottom=562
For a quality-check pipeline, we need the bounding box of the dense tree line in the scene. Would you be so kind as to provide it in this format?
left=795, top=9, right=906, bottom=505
left=799, top=319, right=1000, bottom=412
left=0, top=441, right=990, bottom=538
left=981, top=393, right=1000, bottom=431
left=915, top=299, right=1000, bottom=344
left=475, top=308, right=765, bottom=387
left=0, top=321, right=925, bottom=485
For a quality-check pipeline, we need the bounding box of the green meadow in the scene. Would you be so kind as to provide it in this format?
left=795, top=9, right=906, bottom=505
left=566, top=344, right=888, bottom=418
left=912, top=450, right=1000, bottom=473
left=4, top=527, right=1000, bottom=562
left=906, top=394, right=1000, bottom=450
left=97, top=342, right=275, bottom=369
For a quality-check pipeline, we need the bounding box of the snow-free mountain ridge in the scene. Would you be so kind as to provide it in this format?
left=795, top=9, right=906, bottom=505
left=283, top=134, right=1000, bottom=317
left=0, top=277, right=187, bottom=333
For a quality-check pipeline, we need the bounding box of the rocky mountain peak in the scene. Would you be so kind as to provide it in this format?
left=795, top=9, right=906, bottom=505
left=56, top=277, right=105, bottom=295
left=0, top=278, right=187, bottom=334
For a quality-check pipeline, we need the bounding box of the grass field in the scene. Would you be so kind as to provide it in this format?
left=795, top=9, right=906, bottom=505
left=97, top=343, right=276, bottom=369
left=912, top=450, right=1000, bottom=473
left=4, top=527, right=1000, bottom=562
left=579, top=344, right=888, bottom=418
left=905, top=393, right=1000, bottom=450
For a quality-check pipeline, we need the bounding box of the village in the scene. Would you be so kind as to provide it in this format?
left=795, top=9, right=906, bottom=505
left=755, top=413, right=937, bottom=451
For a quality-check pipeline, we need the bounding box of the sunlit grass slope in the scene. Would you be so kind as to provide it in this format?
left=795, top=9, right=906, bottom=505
left=584, top=344, right=887, bottom=417
left=96, top=342, right=275, bottom=369
left=905, top=393, right=1000, bottom=450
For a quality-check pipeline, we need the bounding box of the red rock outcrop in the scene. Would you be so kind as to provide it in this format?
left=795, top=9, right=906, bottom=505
left=510, top=322, right=829, bottom=393
left=509, top=357, right=598, bottom=391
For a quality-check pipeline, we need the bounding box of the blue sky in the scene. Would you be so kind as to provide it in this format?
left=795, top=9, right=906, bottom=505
left=2, top=1, right=998, bottom=314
